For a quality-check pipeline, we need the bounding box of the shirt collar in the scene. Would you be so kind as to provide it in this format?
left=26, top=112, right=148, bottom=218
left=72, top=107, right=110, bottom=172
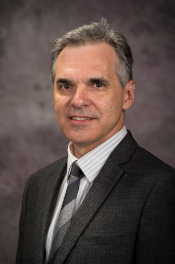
left=67, top=126, right=127, bottom=183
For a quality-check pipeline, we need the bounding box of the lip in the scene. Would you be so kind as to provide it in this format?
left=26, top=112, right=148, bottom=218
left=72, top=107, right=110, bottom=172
left=71, top=116, right=92, bottom=120
left=69, top=116, right=95, bottom=124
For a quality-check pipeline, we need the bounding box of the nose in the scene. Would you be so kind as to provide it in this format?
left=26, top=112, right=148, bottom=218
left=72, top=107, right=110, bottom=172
left=71, top=86, right=91, bottom=108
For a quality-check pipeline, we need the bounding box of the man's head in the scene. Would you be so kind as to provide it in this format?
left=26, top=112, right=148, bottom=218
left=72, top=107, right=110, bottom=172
left=50, top=19, right=133, bottom=89
left=52, top=20, right=135, bottom=158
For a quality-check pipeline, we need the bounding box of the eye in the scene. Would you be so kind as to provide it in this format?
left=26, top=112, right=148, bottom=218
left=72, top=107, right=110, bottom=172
left=60, top=84, right=72, bottom=89
left=93, top=82, right=103, bottom=88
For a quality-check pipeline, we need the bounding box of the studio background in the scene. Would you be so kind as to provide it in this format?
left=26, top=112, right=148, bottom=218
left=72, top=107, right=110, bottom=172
left=0, top=0, right=174, bottom=263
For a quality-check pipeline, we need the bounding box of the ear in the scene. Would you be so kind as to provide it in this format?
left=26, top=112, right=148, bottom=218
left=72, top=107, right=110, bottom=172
left=122, top=80, right=135, bottom=110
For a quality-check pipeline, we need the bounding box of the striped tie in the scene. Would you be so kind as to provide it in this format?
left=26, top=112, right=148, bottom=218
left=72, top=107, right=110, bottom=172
left=48, top=162, right=83, bottom=263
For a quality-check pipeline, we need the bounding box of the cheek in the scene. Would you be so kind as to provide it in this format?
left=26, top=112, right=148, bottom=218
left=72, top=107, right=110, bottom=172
left=101, top=97, right=123, bottom=124
left=101, top=98, right=121, bottom=115
left=54, top=97, right=67, bottom=114
left=54, top=104, right=66, bottom=127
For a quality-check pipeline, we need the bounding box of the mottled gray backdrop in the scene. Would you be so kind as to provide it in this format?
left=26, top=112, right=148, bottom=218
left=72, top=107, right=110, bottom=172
left=0, top=0, right=175, bottom=263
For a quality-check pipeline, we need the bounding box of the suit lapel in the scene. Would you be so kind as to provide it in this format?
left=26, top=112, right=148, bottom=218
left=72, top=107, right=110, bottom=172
left=54, top=131, right=138, bottom=264
left=35, top=158, right=67, bottom=263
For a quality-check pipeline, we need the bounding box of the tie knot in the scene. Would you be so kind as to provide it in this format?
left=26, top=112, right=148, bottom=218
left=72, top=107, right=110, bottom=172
left=70, top=162, right=83, bottom=178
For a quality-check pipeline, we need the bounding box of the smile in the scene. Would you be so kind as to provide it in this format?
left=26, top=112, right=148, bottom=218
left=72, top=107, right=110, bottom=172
left=71, top=117, right=91, bottom=120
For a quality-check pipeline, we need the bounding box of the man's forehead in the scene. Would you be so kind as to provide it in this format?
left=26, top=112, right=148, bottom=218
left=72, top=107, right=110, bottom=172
left=57, top=42, right=118, bottom=62
left=54, top=44, right=120, bottom=86
left=55, top=43, right=118, bottom=76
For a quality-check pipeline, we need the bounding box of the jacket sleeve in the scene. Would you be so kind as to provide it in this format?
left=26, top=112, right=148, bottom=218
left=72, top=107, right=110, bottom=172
left=136, top=174, right=175, bottom=264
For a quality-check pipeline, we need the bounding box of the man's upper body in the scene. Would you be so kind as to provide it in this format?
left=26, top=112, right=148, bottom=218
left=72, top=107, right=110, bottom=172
left=16, top=130, right=175, bottom=264
left=16, top=20, right=175, bottom=263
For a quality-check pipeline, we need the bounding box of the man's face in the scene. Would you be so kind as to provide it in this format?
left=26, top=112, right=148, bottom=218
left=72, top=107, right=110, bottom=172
left=53, top=43, right=135, bottom=157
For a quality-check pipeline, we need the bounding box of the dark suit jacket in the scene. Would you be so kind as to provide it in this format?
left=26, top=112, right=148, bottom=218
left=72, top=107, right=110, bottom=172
left=16, top=131, right=175, bottom=264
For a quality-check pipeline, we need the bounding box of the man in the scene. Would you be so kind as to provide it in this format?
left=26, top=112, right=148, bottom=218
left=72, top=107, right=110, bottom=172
left=16, top=20, right=175, bottom=264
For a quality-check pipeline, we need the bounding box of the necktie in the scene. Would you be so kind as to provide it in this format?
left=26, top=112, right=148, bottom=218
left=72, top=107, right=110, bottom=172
left=48, top=162, right=83, bottom=263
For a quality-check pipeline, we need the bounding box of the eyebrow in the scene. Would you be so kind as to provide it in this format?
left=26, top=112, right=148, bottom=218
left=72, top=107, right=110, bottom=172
left=56, top=78, right=71, bottom=85
left=55, top=77, right=110, bottom=86
left=88, top=78, right=109, bottom=85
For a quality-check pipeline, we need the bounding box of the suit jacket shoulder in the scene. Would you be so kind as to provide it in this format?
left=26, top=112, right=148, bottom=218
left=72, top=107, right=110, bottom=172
left=114, top=131, right=175, bottom=179
left=29, top=156, right=67, bottom=183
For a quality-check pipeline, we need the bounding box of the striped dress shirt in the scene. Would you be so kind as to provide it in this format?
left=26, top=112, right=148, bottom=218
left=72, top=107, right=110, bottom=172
left=45, top=126, right=127, bottom=262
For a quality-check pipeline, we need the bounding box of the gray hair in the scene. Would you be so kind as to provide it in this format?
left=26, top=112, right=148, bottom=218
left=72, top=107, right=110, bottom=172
left=50, top=19, right=133, bottom=89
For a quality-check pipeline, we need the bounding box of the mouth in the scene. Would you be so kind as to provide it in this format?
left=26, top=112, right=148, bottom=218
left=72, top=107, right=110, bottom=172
left=71, top=117, right=92, bottom=121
